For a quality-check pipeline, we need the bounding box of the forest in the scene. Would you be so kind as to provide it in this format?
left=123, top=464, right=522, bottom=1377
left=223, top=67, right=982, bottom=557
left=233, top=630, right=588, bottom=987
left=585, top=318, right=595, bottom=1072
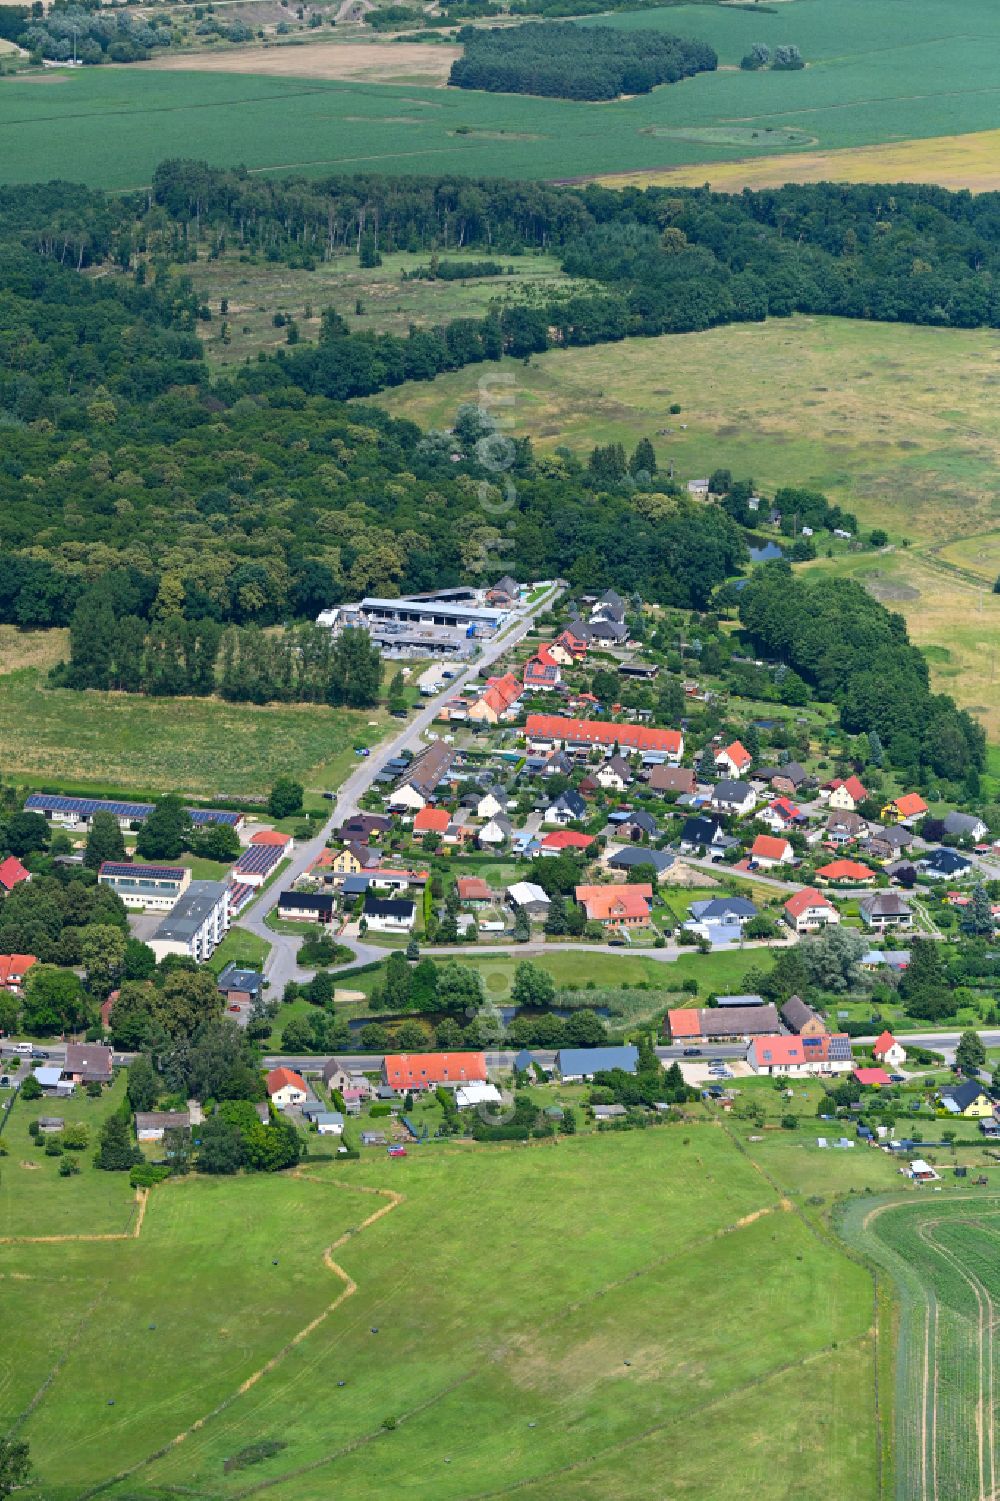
left=448, top=22, right=717, bottom=101
left=0, top=163, right=994, bottom=772
left=738, top=564, right=986, bottom=783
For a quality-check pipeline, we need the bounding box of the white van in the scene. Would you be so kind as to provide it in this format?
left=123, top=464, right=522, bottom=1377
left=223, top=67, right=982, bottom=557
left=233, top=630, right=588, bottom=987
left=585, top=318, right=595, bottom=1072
left=11, top=1042, right=33, bottom=1057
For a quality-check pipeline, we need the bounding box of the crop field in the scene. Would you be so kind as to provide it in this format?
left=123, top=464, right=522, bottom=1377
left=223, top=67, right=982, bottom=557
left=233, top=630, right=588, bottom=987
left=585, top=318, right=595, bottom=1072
left=5, top=0, right=1000, bottom=187
left=0, top=668, right=394, bottom=798
left=598, top=127, right=1000, bottom=194
left=184, top=247, right=582, bottom=367
left=1, top=1118, right=880, bottom=1501
left=840, top=1191, right=1000, bottom=1501
left=146, top=36, right=459, bottom=85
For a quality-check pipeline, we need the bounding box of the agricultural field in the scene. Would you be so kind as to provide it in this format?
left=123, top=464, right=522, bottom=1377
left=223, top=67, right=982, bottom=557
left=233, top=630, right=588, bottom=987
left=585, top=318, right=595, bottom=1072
left=185, top=247, right=583, bottom=367
left=598, top=127, right=1000, bottom=194
left=4, top=0, right=1000, bottom=187
left=840, top=1191, right=1000, bottom=1501
left=2, top=1121, right=880, bottom=1501
left=0, top=668, right=394, bottom=799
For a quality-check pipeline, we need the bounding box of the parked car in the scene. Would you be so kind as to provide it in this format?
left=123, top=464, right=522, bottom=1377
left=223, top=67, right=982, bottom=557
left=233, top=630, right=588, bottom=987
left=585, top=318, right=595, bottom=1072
left=387, top=1145, right=407, bottom=1158
left=354, top=747, right=370, bottom=758
left=0, top=1076, right=10, bottom=1088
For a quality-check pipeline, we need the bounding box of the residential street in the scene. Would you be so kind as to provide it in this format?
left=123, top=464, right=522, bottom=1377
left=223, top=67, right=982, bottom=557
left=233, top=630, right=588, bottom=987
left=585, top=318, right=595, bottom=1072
left=238, top=582, right=563, bottom=994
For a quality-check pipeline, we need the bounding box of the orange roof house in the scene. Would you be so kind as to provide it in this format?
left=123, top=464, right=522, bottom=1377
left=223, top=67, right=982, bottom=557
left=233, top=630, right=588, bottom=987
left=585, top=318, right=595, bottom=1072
left=0, top=954, right=37, bottom=992
left=540, top=830, right=595, bottom=852
left=884, top=792, right=929, bottom=822
left=750, top=834, right=793, bottom=866
left=525, top=714, right=683, bottom=759
left=468, top=671, right=522, bottom=724
left=413, top=806, right=451, bottom=836
left=783, top=888, right=840, bottom=932
left=266, top=1066, right=307, bottom=1099
left=250, top=830, right=292, bottom=848
left=873, top=1030, right=907, bottom=1067
left=0, top=856, right=30, bottom=892
left=382, top=1052, right=487, bottom=1091
left=854, top=1066, right=892, bottom=1088
left=456, top=876, right=492, bottom=903
left=826, top=776, right=868, bottom=810
left=815, top=859, right=876, bottom=884
left=715, top=740, right=752, bottom=776
left=574, top=883, right=652, bottom=926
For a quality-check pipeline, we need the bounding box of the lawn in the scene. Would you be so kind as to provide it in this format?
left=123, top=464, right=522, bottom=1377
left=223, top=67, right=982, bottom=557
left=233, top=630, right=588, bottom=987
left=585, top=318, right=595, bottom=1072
left=0, top=1073, right=135, bottom=1239
left=205, top=924, right=273, bottom=975
left=2, top=1126, right=878, bottom=1501
left=0, top=668, right=395, bottom=798
left=5, top=0, right=1000, bottom=188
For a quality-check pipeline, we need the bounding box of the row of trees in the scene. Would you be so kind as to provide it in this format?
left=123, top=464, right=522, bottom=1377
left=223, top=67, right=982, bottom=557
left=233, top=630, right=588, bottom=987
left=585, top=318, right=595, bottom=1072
left=61, top=593, right=383, bottom=707
left=450, top=22, right=717, bottom=101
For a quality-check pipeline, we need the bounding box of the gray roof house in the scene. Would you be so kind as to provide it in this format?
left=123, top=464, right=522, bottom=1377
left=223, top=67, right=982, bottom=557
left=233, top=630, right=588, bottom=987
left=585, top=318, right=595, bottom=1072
left=608, top=847, right=674, bottom=876
left=943, top=811, right=988, bottom=841
left=688, top=897, right=758, bottom=925
left=556, top=1045, right=639, bottom=1081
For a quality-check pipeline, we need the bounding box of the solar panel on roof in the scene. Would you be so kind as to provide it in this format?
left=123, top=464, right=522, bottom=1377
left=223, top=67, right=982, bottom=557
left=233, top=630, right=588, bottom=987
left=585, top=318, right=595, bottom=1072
left=100, top=862, right=186, bottom=881
left=25, top=793, right=239, bottom=827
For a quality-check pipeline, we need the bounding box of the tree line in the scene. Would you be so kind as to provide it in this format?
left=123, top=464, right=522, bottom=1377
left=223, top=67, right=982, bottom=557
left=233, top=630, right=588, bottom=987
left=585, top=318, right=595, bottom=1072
left=59, top=590, right=384, bottom=708
left=449, top=22, right=717, bottom=101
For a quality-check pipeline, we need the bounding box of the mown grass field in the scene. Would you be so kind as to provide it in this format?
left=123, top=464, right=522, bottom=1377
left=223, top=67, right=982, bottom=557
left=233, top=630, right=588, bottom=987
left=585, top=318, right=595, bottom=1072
left=2, top=1122, right=880, bottom=1501
left=185, top=247, right=583, bottom=368
left=840, top=1191, right=1000, bottom=1501
left=4, top=0, right=1000, bottom=187
left=0, top=668, right=392, bottom=799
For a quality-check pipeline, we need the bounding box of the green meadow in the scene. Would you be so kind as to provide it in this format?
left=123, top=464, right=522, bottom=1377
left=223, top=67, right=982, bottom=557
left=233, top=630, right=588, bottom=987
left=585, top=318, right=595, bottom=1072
left=4, top=0, right=1000, bottom=187
left=0, top=668, right=396, bottom=800
left=3, top=1121, right=880, bottom=1501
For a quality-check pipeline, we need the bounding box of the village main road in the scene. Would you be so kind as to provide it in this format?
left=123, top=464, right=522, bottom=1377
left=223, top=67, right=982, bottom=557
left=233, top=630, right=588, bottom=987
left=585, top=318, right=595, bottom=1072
left=238, top=582, right=563, bottom=996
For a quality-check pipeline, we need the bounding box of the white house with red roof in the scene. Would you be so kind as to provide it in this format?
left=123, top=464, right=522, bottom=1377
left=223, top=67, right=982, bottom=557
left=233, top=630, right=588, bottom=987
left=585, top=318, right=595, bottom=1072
left=783, top=887, right=841, bottom=933
left=522, top=645, right=562, bottom=691
left=872, top=1030, right=907, bottom=1069
left=749, top=834, right=793, bottom=869
left=266, top=1067, right=308, bottom=1109
left=0, top=954, right=37, bottom=994
left=825, top=776, right=868, bottom=812
left=715, top=740, right=752, bottom=778
left=525, top=713, right=683, bottom=762
left=760, top=797, right=802, bottom=832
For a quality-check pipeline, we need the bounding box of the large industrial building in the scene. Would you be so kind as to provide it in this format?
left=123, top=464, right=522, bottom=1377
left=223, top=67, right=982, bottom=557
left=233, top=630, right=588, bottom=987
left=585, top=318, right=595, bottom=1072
left=317, top=588, right=509, bottom=659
